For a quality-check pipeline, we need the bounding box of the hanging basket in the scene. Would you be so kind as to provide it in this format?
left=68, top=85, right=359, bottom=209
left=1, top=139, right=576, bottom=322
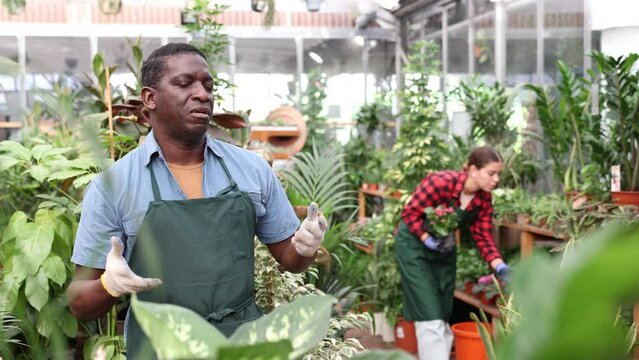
left=305, top=0, right=322, bottom=12
left=98, top=0, right=122, bottom=15
left=3, top=0, right=26, bottom=15
left=251, top=0, right=266, bottom=12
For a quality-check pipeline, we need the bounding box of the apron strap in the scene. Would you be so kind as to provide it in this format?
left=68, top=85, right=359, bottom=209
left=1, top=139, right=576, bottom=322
left=214, top=153, right=240, bottom=196
left=204, top=295, right=254, bottom=322
left=149, top=164, right=162, bottom=201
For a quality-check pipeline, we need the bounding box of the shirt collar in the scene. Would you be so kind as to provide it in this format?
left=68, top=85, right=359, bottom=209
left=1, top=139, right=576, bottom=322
left=452, top=171, right=467, bottom=199
left=142, top=130, right=224, bottom=166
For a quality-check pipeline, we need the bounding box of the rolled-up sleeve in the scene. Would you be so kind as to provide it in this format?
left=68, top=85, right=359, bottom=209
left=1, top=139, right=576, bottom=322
left=255, top=164, right=300, bottom=244
left=71, top=179, right=124, bottom=269
left=471, top=198, right=501, bottom=263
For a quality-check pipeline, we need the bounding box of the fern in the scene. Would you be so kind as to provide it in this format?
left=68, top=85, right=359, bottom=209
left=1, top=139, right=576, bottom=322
left=282, top=142, right=357, bottom=219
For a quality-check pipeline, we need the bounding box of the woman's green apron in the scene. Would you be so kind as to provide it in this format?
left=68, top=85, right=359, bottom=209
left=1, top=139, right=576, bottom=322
left=126, top=153, right=262, bottom=359
left=395, top=205, right=478, bottom=321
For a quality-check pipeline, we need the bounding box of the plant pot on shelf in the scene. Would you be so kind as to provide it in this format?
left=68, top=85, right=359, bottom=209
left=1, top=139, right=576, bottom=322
left=516, top=213, right=530, bottom=225
left=611, top=191, right=639, bottom=206
left=362, top=182, right=379, bottom=191
left=373, top=312, right=395, bottom=343
left=394, top=317, right=417, bottom=354
left=451, top=322, right=491, bottom=360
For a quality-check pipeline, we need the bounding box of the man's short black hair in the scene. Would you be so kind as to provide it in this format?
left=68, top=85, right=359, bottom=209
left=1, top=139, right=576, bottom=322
left=141, top=43, right=208, bottom=88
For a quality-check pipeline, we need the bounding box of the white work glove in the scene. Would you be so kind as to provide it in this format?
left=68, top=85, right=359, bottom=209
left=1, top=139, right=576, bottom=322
left=100, top=236, right=162, bottom=297
left=291, top=202, right=328, bottom=257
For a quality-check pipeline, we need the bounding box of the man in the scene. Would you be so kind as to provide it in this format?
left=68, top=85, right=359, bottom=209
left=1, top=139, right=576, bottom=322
left=66, top=43, right=327, bottom=359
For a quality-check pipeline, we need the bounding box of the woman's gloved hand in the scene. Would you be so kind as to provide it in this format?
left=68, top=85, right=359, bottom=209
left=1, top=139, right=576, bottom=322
left=423, top=234, right=455, bottom=253
left=100, top=236, right=162, bottom=297
left=423, top=235, right=440, bottom=251
left=495, top=262, right=511, bottom=283
left=292, top=202, right=328, bottom=257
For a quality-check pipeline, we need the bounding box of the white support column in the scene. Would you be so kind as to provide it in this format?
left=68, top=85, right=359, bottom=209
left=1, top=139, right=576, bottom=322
left=536, top=0, right=544, bottom=84
left=394, top=30, right=402, bottom=136
left=228, top=37, right=236, bottom=111
left=17, top=35, right=26, bottom=112
left=442, top=7, right=448, bottom=120
left=583, top=0, right=592, bottom=70
left=295, top=36, right=303, bottom=109
left=494, top=0, right=507, bottom=84
left=468, top=0, right=475, bottom=74
left=363, top=38, right=370, bottom=105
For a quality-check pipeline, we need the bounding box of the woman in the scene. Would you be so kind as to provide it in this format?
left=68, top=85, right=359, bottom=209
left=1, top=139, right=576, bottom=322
left=394, top=146, right=510, bottom=360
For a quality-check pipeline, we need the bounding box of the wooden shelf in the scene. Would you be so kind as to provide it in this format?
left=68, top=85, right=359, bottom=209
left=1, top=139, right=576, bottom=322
left=0, top=121, right=22, bottom=129
left=358, top=187, right=401, bottom=220
left=497, top=221, right=567, bottom=258
left=454, top=290, right=500, bottom=318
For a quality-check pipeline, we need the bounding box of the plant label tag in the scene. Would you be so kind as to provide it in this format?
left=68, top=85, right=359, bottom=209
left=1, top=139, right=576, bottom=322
left=611, top=165, right=621, bottom=192
left=591, top=83, right=599, bottom=115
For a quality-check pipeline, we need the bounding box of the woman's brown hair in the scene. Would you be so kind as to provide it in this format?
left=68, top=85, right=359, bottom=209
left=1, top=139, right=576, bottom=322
left=463, top=146, right=502, bottom=171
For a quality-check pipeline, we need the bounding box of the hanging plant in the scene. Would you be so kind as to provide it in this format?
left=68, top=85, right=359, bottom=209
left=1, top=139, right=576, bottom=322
left=2, top=0, right=26, bottom=15
left=251, top=0, right=266, bottom=12
left=98, top=0, right=122, bottom=15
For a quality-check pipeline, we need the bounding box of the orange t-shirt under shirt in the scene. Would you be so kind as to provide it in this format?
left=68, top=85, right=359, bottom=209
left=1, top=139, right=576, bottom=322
left=166, top=161, right=204, bottom=199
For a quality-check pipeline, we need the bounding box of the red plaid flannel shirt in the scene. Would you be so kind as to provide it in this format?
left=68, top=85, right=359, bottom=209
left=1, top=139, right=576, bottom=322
left=401, top=170, right=502, bottom=263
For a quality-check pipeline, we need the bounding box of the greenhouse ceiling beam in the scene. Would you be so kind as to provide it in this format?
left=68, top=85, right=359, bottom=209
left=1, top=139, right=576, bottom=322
left=0, top=23, right=396, bottom=42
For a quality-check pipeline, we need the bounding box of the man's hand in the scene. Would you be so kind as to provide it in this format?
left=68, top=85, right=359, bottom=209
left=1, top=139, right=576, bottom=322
left=100, top=236, right=162, bottom=297
left=291, top=202, right=328, bottom=257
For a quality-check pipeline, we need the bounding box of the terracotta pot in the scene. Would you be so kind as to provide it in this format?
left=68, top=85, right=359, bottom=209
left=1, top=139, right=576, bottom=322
left=293, top=205, right=308, bottom=219
left=394, top=317, right=418, bottom=354
left=516, top=213, right=530, bottom=225
left=611, top=191, right=639, bottom=206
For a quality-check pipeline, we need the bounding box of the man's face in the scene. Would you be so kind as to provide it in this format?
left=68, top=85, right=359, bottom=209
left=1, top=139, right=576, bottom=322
left=148, top=53, right=214, bottom=144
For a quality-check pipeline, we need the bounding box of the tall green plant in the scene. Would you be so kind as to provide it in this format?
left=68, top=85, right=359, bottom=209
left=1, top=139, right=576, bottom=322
left=387, top=40, right=451, bottom=192
left=592, top=52, right=639, bottom=191
left=301, top=69, right=330, bottom=152
left=182, top=0, right=232, bottom=103
left=525, top=61, right=606, bottom=193
left=455, top=78, right=515, bottom=145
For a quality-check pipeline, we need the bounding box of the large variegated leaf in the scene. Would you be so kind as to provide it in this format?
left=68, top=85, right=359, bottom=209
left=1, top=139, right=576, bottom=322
left=217, top=340, right=292, bottom=360
left=352, top=350, right=416, bottom=360
left=230, top=295, right=336, bottom=359
left=130, top=294, right=229, bottom=359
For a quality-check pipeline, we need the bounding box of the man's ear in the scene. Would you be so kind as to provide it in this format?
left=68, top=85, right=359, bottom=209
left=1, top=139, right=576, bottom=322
left=141, top=86, right=157, bottom=110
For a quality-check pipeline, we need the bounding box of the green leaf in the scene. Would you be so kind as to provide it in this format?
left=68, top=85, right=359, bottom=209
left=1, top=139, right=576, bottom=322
left=42, top=255, right=67, bottom=286
left=73, top=173, right=97, bottom=189
left=14, top=221, right=55, bottom=276
left=230, top=295, right=336, bottom=359
left=1, top=211, right=27, bottom=245
left=0, top=140, right=31, bottom=161
left=56, top=308, right=78, bottom=338
left=217, top=340, right=292, bottom=360
left=47, top=169, right=87, bottom=181
left=29, top=165, right=50, bottom=182
left=0, top=155, right=20, bottom=171
left=352, top=350, right=416, bottom=360
left=0, top=275, right=22, bottom=311
left=25, top=270, right=49, bottom=311
left=35, top=209, right=56, bottom=226
left=30, top=144, right=53, bottom=161
left=130, top=294, right=230, bottom=359
left=36, top=301, right=55, bottom=337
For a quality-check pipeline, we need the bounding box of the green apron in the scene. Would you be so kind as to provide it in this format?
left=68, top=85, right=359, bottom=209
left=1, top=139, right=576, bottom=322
left=126, top=153, right=262, bottom=359
left=395, top=205, right=479, bottom=321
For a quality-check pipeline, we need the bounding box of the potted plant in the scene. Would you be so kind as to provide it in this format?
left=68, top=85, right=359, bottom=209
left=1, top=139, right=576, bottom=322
left=592, top=52, right=639, bottom=205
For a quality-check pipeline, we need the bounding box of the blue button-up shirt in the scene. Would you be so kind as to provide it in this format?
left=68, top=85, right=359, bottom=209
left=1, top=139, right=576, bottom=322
left=71, top=131, right=299, bottom=269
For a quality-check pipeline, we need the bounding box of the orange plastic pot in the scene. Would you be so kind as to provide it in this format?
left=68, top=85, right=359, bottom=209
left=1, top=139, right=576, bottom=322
left=394, top=318, right=417, bottom=354
left=451, top=322, right=491, bottom=360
